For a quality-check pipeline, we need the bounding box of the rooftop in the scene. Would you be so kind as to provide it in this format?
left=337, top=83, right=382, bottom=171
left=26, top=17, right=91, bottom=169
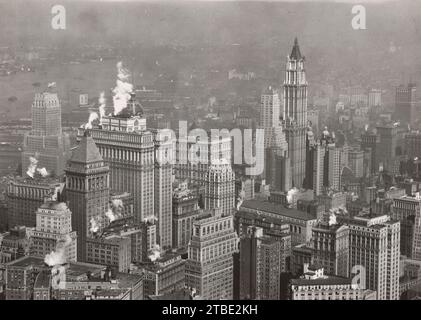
left=6, top=256, right=45, bottom=269
left=240, top=200, right=316, bottom=221
left=34, top=271, right=51, bottom=289
left=70, top=132, right=103, bottom=164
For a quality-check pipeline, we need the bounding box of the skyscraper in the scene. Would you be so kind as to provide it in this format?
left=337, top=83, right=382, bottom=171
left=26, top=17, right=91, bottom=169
left=7, top=177, right=64, bottom=228
left=154, top=129, right=174, bottom=250
left=361, top=130, right=380, bottom=174
left=22, top=91, right=71, bottom=177
left=260, top=87, right=281, bottom=148
left=85, top=103, right=174, bottom=250
left=312, top=217, right=349, bottom=278
left=305, top=129, right=325, bottom=196
left=27, top=201, right=77, bottom=263
left=395, top=83, right=416, bottom=125
left=265, top=126, right=291, bottom=192
left=87, top=113, right=154, bottom=223
left=239, top=226, right=281, bottom=300
left=204, top=159, right=236, bottom=214
left=343, top=214, right=400, bottom=300
left=185, top=210, right=239, bottom=300
left=391, top=195, right=421, bottom=260
left=172, top=182, right=201, bottom=249
left=283, top=38, right=308, bottom=188
left=65, top=132, right=110, bottom=261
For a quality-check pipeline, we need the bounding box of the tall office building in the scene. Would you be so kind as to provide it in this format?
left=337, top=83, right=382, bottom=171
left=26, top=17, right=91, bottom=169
left=391, top=195, right=421, bottom=260
left=344, top=214, right=400, bottom=300
left=28, top=201, right=77, bottom=263
left=65, top=132, right=110, bottom=261
left=405, top=131, right=421, bottom=160
left=311, top=217, right=349, bottom=278
left=154, top=129, right=174, bottom=250
left=239, top=226, right=281, bottom=300
left=172, top=182, right=200, bottom=249
left=361, top=130, right=379, bottom=174
left=265, top=126, right=291, bottom=192
left=395, top=83, right=416, bottom=125
left=22, top=91, right=71, bottom=177
left=283, top=38, right=308, bottom=188
left=175, top=129, right=231, bottom=187
left=368, top=89, right=382, bottom=108
left=348, top=149, right=364, bottom=178
left=305, top=129, right=325, bottom=196
left=324, top=143, right=341, bottom=192
left=185, top=210, right=239, bottom=300
left=7, top=177, right=64, bottom=228
left=376, top=124, right=399, bottom=173
left=86, top=112, right=154, bottom=222
left=204, top=159, right=235, bottom=214
left=260, top=87, right=281, bottom=148
left=84, top=101, right=173, bottom=250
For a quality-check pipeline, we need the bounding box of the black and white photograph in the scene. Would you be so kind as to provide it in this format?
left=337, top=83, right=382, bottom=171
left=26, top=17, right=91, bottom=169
left=0, top=0, right=420, bottom=307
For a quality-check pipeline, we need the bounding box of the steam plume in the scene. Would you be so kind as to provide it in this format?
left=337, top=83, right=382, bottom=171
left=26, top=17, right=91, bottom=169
left=98, top=92, right=106, bottom=120
left=26, top=156, right=48, bottom=178
left=89, top=217, right=100, bottom=234
left=113, top=62, right=133, bottom=115
left=286, top=188, right=299, bottom=204
left=36, top=167, right=49, bottom=178
left=148, top=244, right=161, bottom=262
left=84, top=111, right=99, bottom=130
left=236, top=190, right=245, bottom=211
left=105, top=208, right=116, bottom=223
left=44, top=234, right=72, bottom=267
left=26, top=156, right=38, bottom=178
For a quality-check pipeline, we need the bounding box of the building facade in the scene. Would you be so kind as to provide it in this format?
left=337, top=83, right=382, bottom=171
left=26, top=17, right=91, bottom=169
left=22, top=91, right=71, bottom=177
left=185, top=211, right=239, bottom=300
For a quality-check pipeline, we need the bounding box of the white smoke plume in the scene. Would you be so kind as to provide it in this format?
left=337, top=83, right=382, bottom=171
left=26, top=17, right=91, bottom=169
left=105, top=208, right=116, bottom=223
left=36, top=167, right=49, bottom=178
left=47, top=82, right=56, bottom=88
left=328, top=212, right=337, bottom=226
left=286, top=188, right=299, bottom=204
left=44, top=234, right=72, bottom=267
left=98, top=92, right=106, bottom=120
left=105, top=199, right=125, bottom=223
left=26, top=156, right=49, bottom=179
left=113, top=62, right=133, bottom=115
left=148, top=244, right=161, bottom=262
left=236, top=190, right=246, bottom=211
left=364, top=124, right=369, bottom=132
left=26, top=156, right=38, bottom=178
left=89, top=217, right=100, bottom=234
left=84, top=111, right=99, bottom=130
left=111, top=199, right=124, bottom=215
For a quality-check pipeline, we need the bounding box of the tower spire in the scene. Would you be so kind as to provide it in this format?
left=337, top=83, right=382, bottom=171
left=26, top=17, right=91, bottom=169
left=290, top=37, right=302, bottom=60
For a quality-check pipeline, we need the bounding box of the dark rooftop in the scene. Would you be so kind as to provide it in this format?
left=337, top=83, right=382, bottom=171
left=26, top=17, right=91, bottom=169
left=70, top=133, right=103, bottom=164
left=240, top=200, right=316, bottom=221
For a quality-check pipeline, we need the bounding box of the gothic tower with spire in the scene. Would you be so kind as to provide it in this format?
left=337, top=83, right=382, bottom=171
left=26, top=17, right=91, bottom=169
left=283, top=38, right=308, bottom=188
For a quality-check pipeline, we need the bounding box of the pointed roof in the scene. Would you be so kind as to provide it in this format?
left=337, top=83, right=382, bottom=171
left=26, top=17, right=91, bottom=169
left=70, top=131, right=103, bottom=164
left=290, top=37, right=303, bottom=60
